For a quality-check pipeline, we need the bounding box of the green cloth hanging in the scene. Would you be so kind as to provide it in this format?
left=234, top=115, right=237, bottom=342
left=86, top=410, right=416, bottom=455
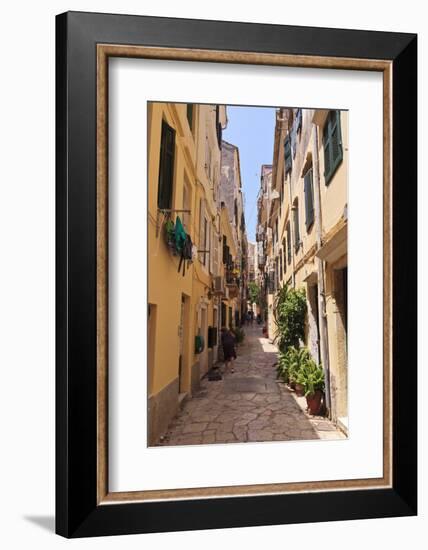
left=174, top=216, right=187, bottom=253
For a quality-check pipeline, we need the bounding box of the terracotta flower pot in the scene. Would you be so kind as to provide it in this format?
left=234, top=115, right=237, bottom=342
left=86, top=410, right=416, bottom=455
left=306, top=390, right=323, bottom=415
left=289, top=380, right=296, bottom=390
left=295, top=383, right=305, bottom=397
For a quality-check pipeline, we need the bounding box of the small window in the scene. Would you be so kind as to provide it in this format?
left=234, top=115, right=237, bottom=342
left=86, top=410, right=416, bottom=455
left=304, top=167, right=315, bottom=230
left=323, top=110, right=343, bottom=184
left=157, top=120, right=176, bottom=209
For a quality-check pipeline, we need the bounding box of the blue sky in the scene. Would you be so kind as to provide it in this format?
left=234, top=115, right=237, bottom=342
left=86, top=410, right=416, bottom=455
left=223, top=105, right=276, bottom=242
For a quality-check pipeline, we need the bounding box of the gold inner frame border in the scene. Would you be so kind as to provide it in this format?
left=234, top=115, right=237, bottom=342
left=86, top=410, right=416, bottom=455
left=96, top=43, right=392, bottom=504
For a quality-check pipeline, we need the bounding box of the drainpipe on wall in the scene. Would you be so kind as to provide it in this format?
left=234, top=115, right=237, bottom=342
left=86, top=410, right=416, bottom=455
left=312, top=123, right=332, bottom=416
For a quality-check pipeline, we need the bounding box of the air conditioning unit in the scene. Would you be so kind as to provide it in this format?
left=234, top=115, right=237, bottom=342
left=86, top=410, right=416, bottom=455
left=270, top=190, right=280, bottom=200
left=213, top=276, right=225, bottom=295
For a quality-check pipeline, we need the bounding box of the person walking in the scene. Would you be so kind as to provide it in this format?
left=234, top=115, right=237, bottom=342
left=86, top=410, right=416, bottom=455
left=221, top=327, right=237, bottom=374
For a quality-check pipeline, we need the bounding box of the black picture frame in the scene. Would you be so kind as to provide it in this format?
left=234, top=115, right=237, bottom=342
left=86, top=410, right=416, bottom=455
left=56, top=10, right=417, bottom=538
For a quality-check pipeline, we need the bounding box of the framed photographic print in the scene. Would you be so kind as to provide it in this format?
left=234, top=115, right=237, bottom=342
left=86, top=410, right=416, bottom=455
left=56, top=11, right=417, bottom=538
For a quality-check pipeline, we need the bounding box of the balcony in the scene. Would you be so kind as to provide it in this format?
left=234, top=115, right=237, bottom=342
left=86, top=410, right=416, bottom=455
left=225, top=270, right=239, bottom=298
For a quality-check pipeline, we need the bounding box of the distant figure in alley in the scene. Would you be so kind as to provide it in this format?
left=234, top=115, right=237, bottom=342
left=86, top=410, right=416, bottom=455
left=221, top=327, right=237, bottom=374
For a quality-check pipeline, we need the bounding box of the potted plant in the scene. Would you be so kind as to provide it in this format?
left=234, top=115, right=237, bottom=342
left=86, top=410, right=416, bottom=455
left=296, top=359, right=325, bottom=415
left=288, top=346, right=311, bottom=394
left=276, top=350, right=290, bottom=383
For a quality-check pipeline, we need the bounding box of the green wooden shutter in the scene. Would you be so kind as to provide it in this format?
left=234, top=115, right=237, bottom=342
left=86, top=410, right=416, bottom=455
left=323, top=110, right=343, bottom=184
left=304, top=168, right=314, bottom=229
left=323, top=117, right=332, bottom=181
left=157, top=120, right=175, bottom=209
left=293, top=203, right=300, bottom=251
left=331, top=110, right=343, bottom=167
left=284, top=134, right=292, bottom=174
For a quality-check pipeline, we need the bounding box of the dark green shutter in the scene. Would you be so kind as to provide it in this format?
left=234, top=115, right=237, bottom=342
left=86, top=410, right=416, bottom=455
left=284, top=134, right=292, bottom=174
left=323, top=121, right=331, bottom=178
left=304, top=168, right=314, bottom=229
left=293, top=203, right=300, bottom=250
left=157, top=120, right=175, bottom=209
left=331, top=111, right=342, bottom=164
left=323, top=110, right=343, bottom=184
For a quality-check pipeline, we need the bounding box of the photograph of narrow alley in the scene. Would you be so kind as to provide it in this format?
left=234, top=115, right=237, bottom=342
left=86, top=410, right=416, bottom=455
left=148, top=102, right=348, bottom=447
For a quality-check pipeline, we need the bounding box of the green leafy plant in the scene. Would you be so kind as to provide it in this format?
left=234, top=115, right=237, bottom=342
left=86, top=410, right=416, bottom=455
left=248, top=281, right=261, bottom=305
left=276, top=350, right=290, bottom=381
left=273, top=284, right=307, bottom=353
left=295, top=358, right=325, bottom=396
left=287, top=346, right=311, bottom=384
left=276, top=346, right=311, bottom=384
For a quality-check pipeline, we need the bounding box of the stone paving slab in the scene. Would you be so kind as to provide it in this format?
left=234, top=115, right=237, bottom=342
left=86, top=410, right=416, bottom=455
left=157, top=326, right=346, bottom=446
left=223, top=377, right=280, bottom=394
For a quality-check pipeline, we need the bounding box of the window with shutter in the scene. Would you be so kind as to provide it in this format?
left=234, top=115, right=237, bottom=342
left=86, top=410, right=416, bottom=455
left=286, top=223, right=291, bottom=264
left=304, top=167, right=315, bottom=230
left=284, top=134, right=292, bottom=174
left=157, top=120, right=175, bottom=209
left=293, top=201, right=300, bottom=251
left=279, top=249, right=283, bottom=281
left=323, top=110, right=343, bottom=185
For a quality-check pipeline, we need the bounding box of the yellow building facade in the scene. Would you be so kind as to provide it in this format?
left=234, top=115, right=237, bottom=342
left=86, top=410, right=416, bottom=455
left=147, top=102, right=246, bottom=444
left=259, top=107, right=348, bottom=430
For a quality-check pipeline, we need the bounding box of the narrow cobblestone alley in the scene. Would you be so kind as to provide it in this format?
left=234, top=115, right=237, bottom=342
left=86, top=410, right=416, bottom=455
left=158, top=325, right=345, bottom=446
